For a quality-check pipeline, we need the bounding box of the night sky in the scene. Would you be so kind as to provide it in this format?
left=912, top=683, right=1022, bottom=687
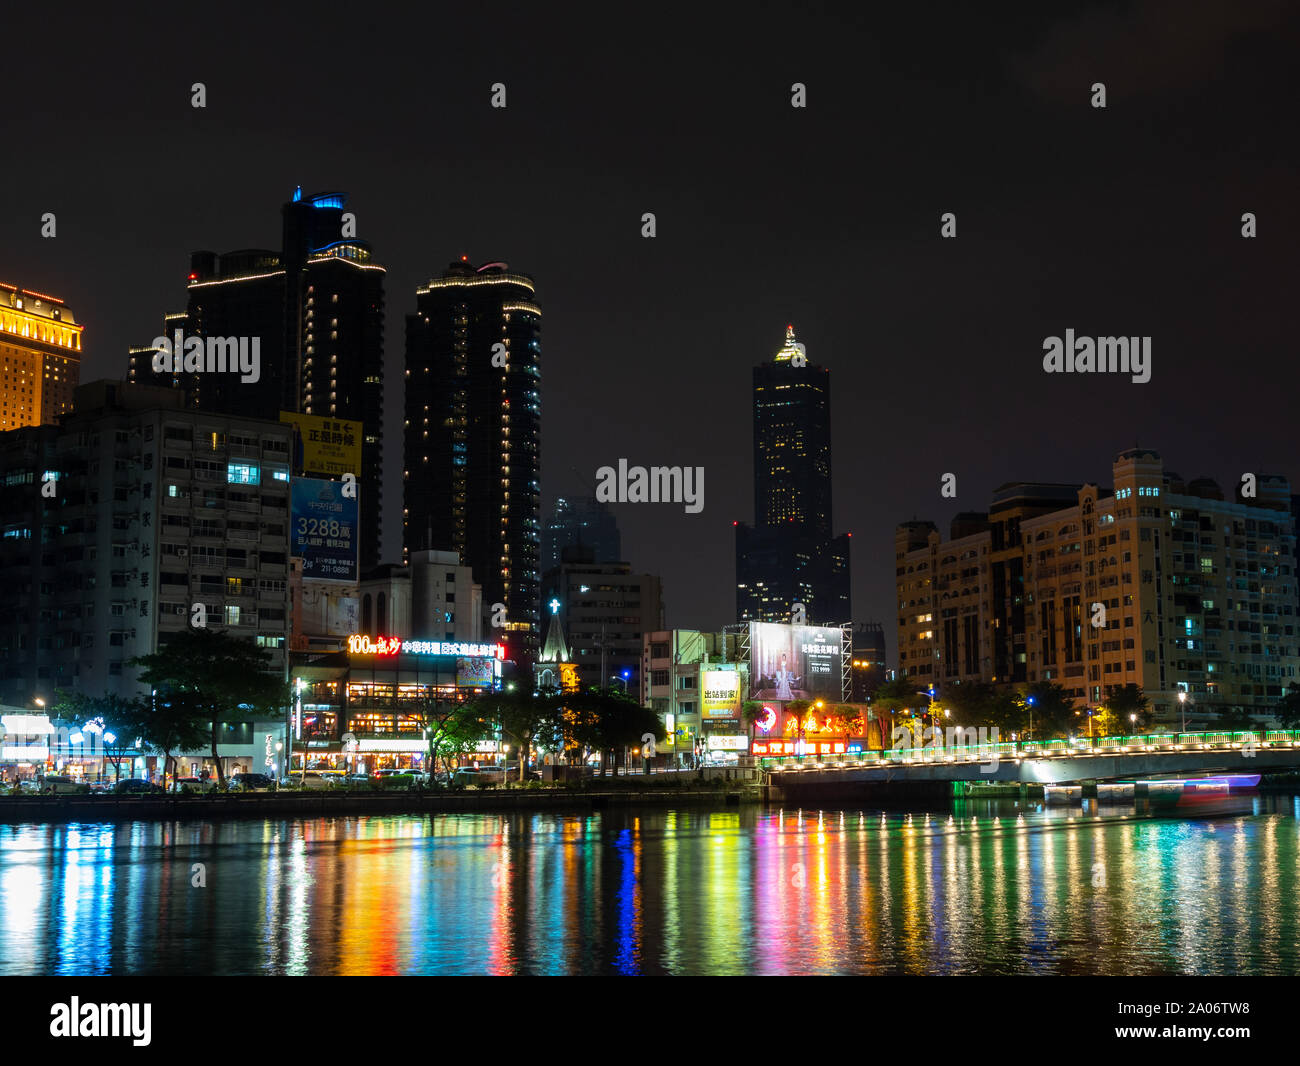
left=3, top=1, right=1296, bottom=658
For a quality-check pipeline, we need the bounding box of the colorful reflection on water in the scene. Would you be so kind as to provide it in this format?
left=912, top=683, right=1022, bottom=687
left=1, top=795, right=1298, bottom=974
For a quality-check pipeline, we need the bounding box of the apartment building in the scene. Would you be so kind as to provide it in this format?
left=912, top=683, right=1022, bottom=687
left=896, top=448, right=1298, bottom=723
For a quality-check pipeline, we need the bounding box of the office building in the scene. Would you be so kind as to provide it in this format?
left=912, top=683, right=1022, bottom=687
left=542, top=546, right=663, bottom=693
left=736, top=324, right=850, bottom=624
left=542, top=494, right=621, bottom=572
left=850, top=621, right=888, bottom=701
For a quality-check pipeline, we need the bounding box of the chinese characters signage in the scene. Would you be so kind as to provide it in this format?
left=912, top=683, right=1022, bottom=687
left=280, top=411, right=363, bottom=478
left=347, top=635, right=506, bottom=659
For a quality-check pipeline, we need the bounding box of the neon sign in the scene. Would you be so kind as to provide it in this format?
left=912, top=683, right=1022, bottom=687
left=347, top=634, right=506, bottom=659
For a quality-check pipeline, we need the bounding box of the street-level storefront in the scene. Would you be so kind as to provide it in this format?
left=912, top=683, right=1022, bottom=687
left=290, top=637, right=506, bottom=774
left=748, top=700, right=878, bottom=758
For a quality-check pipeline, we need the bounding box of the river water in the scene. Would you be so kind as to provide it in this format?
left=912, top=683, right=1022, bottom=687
left=2, top=795, right=1297, bottom=975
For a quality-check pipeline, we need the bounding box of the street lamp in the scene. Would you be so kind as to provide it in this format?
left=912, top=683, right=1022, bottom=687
left=1130, top=712, right=1138, bottom=735
left=1026, top=695, right=1036, bottom=742
left=1178, top=689, right=1187, bottom=732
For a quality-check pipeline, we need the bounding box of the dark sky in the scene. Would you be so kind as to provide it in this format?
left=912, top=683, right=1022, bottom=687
left=3, top=1, right=1296, bottom=660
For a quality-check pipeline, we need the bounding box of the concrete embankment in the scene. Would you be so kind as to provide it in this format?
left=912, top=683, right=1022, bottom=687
left=0, top=786, right=761, bottom=823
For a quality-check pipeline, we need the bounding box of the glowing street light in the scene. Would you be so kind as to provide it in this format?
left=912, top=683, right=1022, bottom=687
left=1178, top=689, right=1188, bottom=731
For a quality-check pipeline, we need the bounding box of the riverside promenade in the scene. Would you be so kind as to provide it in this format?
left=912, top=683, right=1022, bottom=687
left=0, top=775, right=761, bottom=824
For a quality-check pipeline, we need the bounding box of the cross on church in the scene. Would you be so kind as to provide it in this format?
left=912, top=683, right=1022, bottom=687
left=549, top=598, right=561, bottom=614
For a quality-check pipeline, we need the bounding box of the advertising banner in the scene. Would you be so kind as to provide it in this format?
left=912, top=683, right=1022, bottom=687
left=749, top=622, right=845, bottom=702
left=701, top=669, right=741, bottom=719
left=291, top=478, right=358, bottom=582
left=281, top=411, right=363, bottom=478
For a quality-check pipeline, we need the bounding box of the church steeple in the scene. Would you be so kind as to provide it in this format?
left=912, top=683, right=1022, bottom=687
left=539, top=597, right=570, bottom=663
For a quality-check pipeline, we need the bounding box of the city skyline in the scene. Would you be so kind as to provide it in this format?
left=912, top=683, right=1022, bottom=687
left=1, top=4, right=1296, bottom=660
left=3, top=0, right=1300, bottom=994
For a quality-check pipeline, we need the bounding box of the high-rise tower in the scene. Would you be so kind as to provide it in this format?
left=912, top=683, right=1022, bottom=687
left=404, top=259, right=542, bottom=666
left=129, top=188, right=386, bottom=571
left=736, top=325, right=850, bottom=623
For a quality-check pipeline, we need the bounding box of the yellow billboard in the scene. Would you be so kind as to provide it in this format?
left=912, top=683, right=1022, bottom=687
left=281, top=411, right=363, bottom=478
left=701, top=670, right=741, bottom=719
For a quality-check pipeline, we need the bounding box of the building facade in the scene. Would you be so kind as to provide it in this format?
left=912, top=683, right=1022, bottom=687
left=0, top=381, right=294, bottom=707
left=543, top=546, right=663, bottom=694
left=128, top=189, right=387, bottom=571
left=290, top=637, right=505, bottom=774
left=0, top=282, right=82, bottom=431
left=641, top=629, right=747, bottom=762
left=896, top=448, right=1299, bottom=724
left=736, top=324, right=850, bottom=624
left=404, top=259, right=542, bottom=666
left=542, top=494, right=621, bottom=572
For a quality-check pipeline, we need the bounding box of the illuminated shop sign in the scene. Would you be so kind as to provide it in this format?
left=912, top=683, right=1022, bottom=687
left=705, top=734, right=749, bottom=751
left=347, top=634, right=506, bottom=659
left=358, top=739, right=429, bottom=753
left=752, top=739, right=847, bottom=756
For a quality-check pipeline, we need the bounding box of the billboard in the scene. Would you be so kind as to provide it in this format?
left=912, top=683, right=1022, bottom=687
left=749, top=622, right=845, bottom=702
left=456, top=656, right=496, bottom=688
left=281, top=411, right=363, bottom=478
left=701, top=669, right=741, bottom=719
left=291, top=477, right=359, bottom=582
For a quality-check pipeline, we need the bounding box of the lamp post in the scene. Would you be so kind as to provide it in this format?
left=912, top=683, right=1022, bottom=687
left=1130, top=712, right=1138, bottom=736
left=1178, top=689, right=1187, bottom=732
left=1026, top=695, right=1036, bottom=742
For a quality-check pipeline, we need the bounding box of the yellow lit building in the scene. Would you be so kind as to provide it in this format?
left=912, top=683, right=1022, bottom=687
left=896, top=448, right=1299, bottom=724
left=0, top=282, right=83, bottom=430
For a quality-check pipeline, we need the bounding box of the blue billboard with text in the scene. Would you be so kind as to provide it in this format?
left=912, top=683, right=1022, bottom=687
left=291, top=478, right=358, bottom=582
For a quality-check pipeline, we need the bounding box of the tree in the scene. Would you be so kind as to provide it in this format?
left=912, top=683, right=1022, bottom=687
left=834, top=704, right=863, bottom=737
left=404, top=690, right=492, bottom=781
left=741, top=700, right=765, bottom=746
left=465, top=687, right=555, bottom=784
left=50, top=690, right=147, bottom=783
left=1022, top=680, right=1078, bottom=739
left=1213, top=704, right=1256, bottom=730
left=130, top=628, right=290, bottom=790
left=136, top=690, right=211, bottom=786
left=869, top=678, right=925, bottom=747
left=786, top=698, right=813, bottom=749
left=1104, top=684, right=1153, bottom=733
left=586, top=688, right=664, bottom=775
left=1277, top=687, right=1300, bottom=729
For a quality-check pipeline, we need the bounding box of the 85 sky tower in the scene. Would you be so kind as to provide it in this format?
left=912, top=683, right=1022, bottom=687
left=736, top=324, right=850, bottom=624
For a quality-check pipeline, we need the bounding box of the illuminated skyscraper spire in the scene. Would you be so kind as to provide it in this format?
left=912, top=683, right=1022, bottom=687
left=774, top=323, right=802, bottom=362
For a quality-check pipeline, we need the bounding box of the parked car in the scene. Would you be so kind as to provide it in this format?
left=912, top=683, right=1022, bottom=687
left=174, top=776, right=218, bottom=793
left=229, top=773, right=274, bottom=791
left=502, top=765, right=541, bottom=782
left=450, top=769, right=484, bottom=788
left=344, top=773, right=376, bottom=786
left=43, top=775, right=90, bottom=795
left=114, top=779, right=164, bottom=795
